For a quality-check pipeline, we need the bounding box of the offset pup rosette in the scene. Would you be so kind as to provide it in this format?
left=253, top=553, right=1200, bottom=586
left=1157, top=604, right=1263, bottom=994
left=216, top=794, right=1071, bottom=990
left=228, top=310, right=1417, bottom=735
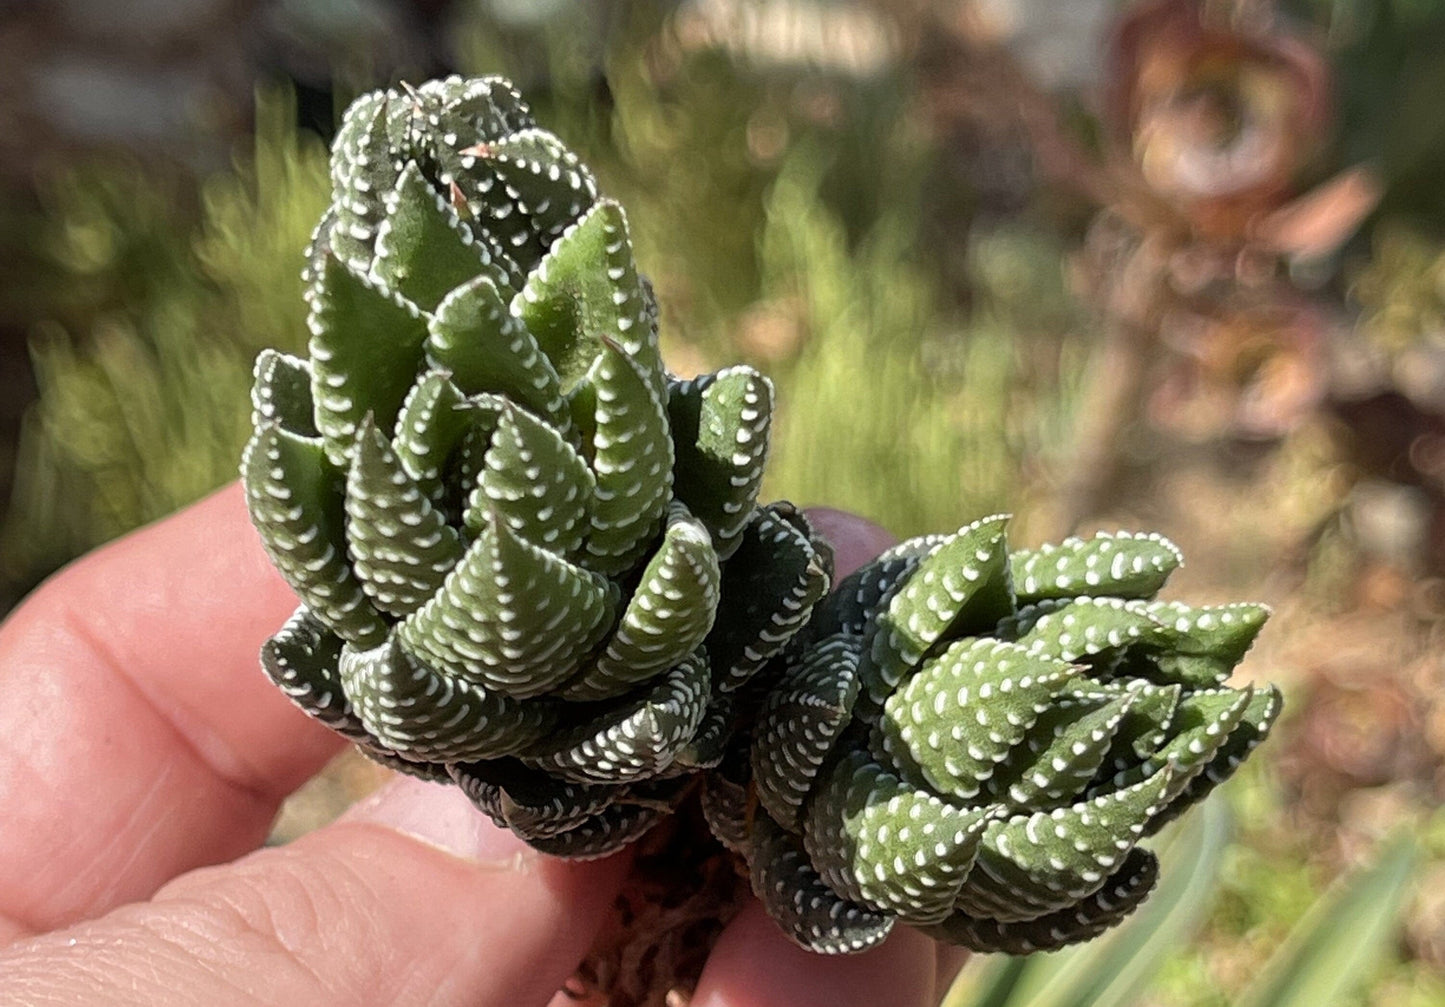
left=734, top=518, right=1280, bottom=954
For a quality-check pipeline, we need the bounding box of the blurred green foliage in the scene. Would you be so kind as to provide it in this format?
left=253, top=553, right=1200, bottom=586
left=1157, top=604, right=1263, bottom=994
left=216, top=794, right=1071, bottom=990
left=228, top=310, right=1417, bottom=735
left=1, top=95, right=328, bottom=600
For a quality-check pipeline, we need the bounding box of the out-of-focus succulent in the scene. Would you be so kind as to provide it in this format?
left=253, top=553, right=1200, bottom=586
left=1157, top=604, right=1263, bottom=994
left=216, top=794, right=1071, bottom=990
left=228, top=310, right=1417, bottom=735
left=730, top=517, right=1280, bottom=954
left=242, top=75, right=830, bottom=860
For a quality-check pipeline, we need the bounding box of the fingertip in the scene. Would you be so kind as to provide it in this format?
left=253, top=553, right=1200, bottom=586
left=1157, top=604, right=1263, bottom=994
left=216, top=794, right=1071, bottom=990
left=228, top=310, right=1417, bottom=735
left=691, top=902, right=937, bottom=1007
left=802, top=508, right=898, bottom=582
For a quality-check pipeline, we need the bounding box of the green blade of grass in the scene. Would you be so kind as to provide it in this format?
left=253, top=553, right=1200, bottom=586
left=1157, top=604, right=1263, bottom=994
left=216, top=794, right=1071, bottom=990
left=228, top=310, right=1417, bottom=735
left=1235, top=830, right=1418, bottom=1007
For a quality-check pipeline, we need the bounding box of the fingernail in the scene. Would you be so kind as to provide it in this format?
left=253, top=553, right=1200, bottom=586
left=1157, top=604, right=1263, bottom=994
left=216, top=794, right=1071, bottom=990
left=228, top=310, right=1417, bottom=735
left=342, top=775, right=533, bottom=867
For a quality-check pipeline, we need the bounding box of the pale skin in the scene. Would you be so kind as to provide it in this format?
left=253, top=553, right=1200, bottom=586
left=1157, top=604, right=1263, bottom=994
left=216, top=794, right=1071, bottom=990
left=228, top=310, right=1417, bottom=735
left=0, top=487, right=966, bottom=1006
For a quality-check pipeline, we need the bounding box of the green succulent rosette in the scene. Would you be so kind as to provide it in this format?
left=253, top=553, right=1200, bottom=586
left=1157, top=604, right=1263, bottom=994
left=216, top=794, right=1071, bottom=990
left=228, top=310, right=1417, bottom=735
left=242, top=76, right=830, bottom=860
left=731, top=519, right=1281, bottom=954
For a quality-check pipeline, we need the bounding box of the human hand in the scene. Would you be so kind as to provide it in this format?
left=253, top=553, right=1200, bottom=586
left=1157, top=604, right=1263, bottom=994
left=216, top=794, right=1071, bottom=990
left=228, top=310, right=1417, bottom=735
left=0, top=486, right=964, bottom=1006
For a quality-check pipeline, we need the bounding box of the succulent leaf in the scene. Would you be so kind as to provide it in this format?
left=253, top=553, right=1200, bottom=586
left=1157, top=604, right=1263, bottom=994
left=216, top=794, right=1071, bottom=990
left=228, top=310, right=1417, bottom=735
left=810, top=554, right=919, bottom=640
left=1010, top=531, right=1183, bottom=603
left=516, top=200, right=660, bottom=394
left=668, top=367, right=774, bottom=559
left=250, top=350, right=318, bottom=436
left=452, top=128, right=599, bottom=264
left=1000, top=596, right=1170, bottom=665
left=750, top=811, right=896, bottom=955
left=954, top=765, right=1174, bottom=922
left=575, top=337, right=674, bottom=574
left=470, top=403, right=594, bottom=556
left=370, top=160, right=492, bottom=309
left=345, top=417, right=465, bottom=617
left=328, top=91, right=408, bottom=273
left=561, top=503, right=721, bottom=701
left=1145, top=683, right=1282, bottom=833
left=338, top=637, right=555, bottom=761
left=861, top=514, right=1014, bottom=706
left=449, top=758, right=619, bottom=839
left=673, top=690, right=734, bottom=772
left=700, top=755, right=752, bottom=854
left=389, top=370, right=484, bottom=508
left=427, top=275, right=571, bottom=431
left=802, top=751, right=999, bottom=924
left=922, top=847, right=1160, bottom=954
left=522, top=649, right=711, bottom=784
left=752, top=633, right=865, bottom=829
left=259, top=606, right=365, bottom=740
left=984, top=692, right=1136, bottom=808
left=522, top=789, right=675, bottom=860
left=307, top=251, right=430, bottom=467
left=874, top=638, right=1074, bottom=801
left=396, top=517, right=618, bottom=698
left=1136, top=601, right=1271, bottom=686
left=242, top=423, right=385, bottom=645
left=708, top=504, right=832, bottom=691
left=1105, top=686, right=1256, bottom=797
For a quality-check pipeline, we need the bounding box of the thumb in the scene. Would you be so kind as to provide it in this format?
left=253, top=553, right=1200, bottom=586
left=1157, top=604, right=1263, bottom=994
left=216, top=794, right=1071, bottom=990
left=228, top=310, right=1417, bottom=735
left=0, top=775, right=628, bottom=1007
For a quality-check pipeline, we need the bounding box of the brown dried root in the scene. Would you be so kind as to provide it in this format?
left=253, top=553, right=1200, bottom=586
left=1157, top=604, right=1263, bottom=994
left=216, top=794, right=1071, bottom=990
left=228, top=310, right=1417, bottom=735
left=564, top=797, right=752, bottom=1007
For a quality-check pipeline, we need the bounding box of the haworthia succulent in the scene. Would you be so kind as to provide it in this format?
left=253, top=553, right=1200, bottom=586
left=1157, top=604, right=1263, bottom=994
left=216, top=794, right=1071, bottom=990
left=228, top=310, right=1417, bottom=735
left=246, top=75, right=824, bottom=863
left=739, top=513, right=1277, bottom=955
left=245, top=76, right=1279, bottom=960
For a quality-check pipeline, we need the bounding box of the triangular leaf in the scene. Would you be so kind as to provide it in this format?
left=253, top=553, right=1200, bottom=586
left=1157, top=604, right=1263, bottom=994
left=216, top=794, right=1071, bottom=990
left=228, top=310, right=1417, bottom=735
left=427, top=274, right=571, bottom=431
left=561, top=503, right=721, bottom=700
left=956, top=766, right=1174, bottom=923
left=250, top=350, right=317, bottom=436
left=708, top=503, right=831, bottom=692
left=345, top=417, right=464, bottom=617
left=338, top=638, right=556, bottom=762
left=369, top=160, right=492, bottom=309
left=750, top=810, right=895, bottom=955
left=924, top=848, right=1160, bottom=954
left=668, top=366, right=773, bottom=560
left=307, top=252, right=429, bottom=466
left=861, top=515, right=1014, bottom=706
left=874, top=638, right=1072, bottom=801
left=468, top=403, right=594, bottom=557
left=1011, top=532, right=1182, bottom=604
left=752, top=633, right=865, bottom=830
left=521, top=648, right=710, bottom=784
left=396, top=515, right=618, bottom=698
left=242, top=423, right=384, bottom=645
left=514, top=199, right=661, bottom=394
left=575, top=337, right=674, bottom=574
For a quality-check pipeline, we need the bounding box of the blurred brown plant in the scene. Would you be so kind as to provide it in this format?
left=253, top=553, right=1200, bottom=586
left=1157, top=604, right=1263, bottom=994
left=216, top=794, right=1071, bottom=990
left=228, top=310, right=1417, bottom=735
left=911, top=0, right=1379, bottom=533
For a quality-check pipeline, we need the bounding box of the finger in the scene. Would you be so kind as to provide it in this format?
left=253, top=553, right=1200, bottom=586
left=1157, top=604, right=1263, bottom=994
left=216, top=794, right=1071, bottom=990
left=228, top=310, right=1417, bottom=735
left=802, top=508, right=897, bottom=580
left=0, top=776, right=630, bottom=1007
left=0, top=484, right=343, bottom=937
left=689, top=902, right=941, bottom=1007
left=936, top=944, right=971, bottom=1000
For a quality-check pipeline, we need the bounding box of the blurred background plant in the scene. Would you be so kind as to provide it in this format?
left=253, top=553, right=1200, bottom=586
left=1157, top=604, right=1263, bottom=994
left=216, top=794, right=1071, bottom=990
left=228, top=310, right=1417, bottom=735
left=3, top=0, right=1444, bottom=1004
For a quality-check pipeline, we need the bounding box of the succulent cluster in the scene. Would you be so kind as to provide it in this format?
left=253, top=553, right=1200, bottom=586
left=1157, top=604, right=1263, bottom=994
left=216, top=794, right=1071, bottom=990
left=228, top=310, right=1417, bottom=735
left=242, top=76, right=830, bottom=860
left=244, top=75, right=1278, bottom=958
left=724, top=518, right=1280, bottom=954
